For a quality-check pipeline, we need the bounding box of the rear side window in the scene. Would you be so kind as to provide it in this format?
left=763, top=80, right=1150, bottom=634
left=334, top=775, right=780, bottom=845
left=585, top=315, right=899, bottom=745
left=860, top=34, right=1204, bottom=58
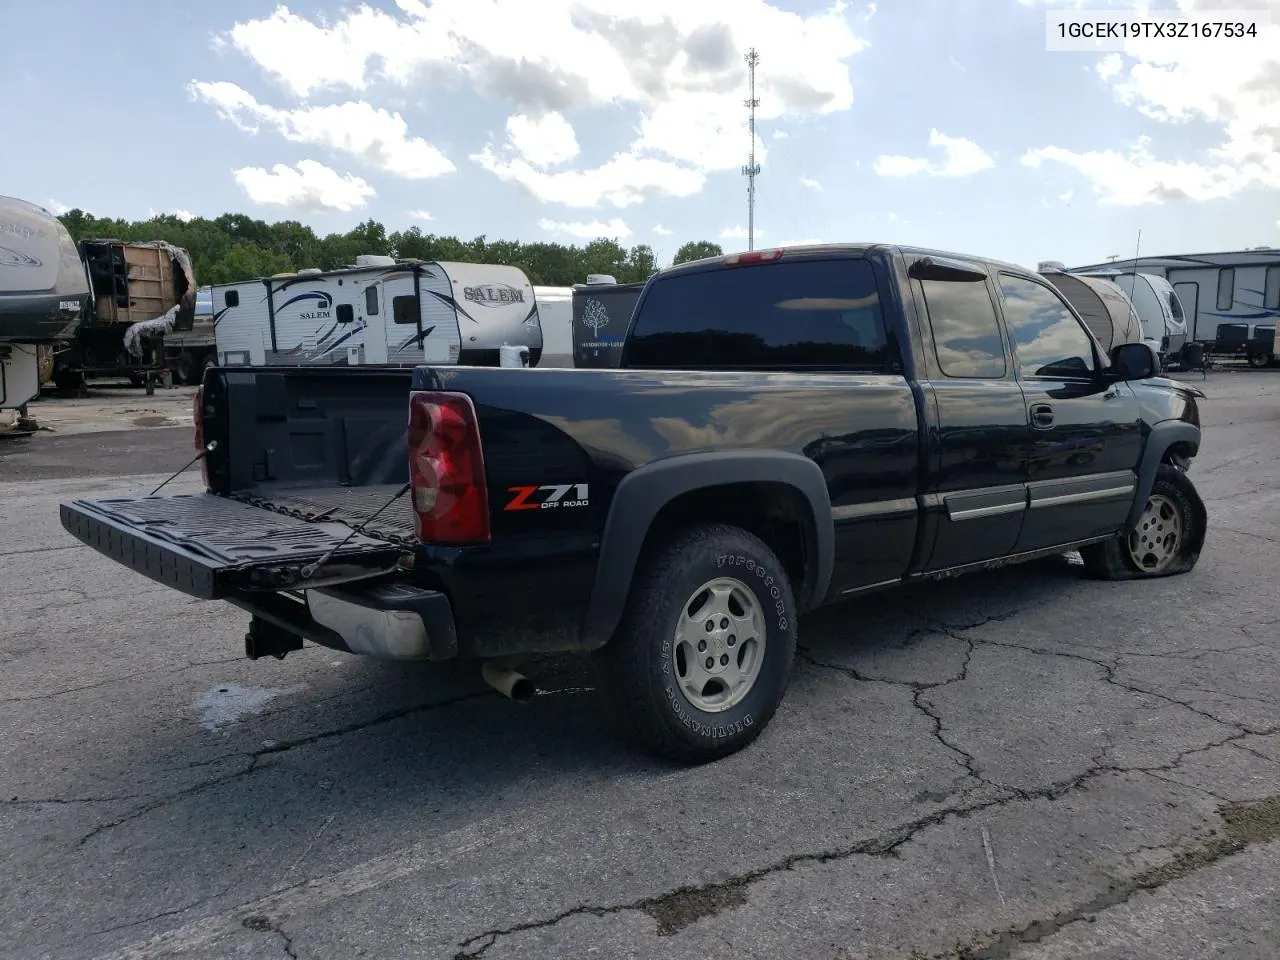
left=624, top=258, right=893, bottom=370
left=919, top=278, right=1007, bottom=378
left=1265, top=266, right=1280, bottom=310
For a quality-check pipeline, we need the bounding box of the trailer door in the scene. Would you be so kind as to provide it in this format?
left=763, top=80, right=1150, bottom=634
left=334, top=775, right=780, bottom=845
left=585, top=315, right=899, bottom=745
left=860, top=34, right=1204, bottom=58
left=361, top=280, right=389, bottom=364
left=1173, top=282, right=1200, bottom=341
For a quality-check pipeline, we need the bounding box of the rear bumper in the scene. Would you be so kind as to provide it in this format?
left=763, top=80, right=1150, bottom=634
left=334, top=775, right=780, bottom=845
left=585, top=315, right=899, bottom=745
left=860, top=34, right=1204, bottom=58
left=228, top=581, right=459, bottom=661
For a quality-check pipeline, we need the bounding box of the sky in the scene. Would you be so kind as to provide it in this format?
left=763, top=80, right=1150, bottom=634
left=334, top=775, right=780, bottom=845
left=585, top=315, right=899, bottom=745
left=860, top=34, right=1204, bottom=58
left=2, top=0, right=1278, bottom=269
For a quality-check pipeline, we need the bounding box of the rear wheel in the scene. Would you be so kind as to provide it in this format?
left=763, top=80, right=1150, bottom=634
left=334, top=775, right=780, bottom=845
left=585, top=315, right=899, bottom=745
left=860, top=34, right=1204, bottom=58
left=601, top=523, right=798, bottom=763
left=1080, top=465, right=1205, bottom=579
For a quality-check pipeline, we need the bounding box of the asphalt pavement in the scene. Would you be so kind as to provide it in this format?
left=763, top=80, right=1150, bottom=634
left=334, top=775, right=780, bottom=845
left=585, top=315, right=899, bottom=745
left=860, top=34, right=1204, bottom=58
left=1, top=371, right=1278, bottom=960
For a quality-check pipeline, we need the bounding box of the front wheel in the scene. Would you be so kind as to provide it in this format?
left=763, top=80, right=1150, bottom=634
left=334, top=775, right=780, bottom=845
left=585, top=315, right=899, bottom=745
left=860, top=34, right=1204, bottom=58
left=601, top=523, right=798, bottom=763
left=1080, top=465, right=1206, bottom=579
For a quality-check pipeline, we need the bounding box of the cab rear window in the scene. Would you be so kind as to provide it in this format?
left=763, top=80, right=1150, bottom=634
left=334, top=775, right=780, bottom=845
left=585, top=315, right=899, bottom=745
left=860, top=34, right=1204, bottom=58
left=625, top=258, right=894, bottom=371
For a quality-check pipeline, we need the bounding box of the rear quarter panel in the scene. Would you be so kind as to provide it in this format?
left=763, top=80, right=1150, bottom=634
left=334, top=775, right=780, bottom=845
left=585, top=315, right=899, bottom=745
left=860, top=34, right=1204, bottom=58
left=414, top=365, right=919, bottom=652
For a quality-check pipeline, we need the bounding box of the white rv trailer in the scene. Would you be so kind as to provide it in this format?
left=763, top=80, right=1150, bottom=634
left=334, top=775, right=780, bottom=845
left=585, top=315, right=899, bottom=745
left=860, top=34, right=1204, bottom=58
left=210, top=258, right=541, bottom=369
left=1071, top=248, right=1280, bottom=350
left=1069, top=269, right=1188, bottom=364
left=532, top=285, right=573, bottom=367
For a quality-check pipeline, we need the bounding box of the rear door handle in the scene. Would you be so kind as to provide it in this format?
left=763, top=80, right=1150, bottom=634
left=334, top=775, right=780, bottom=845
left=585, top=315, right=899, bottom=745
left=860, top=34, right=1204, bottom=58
left=1030, top=403, right=1054, bottom=429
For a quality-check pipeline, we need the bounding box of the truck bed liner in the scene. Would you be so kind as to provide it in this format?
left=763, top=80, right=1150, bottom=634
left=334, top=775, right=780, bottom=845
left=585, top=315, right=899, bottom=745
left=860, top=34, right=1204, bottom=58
left=231, top=484, right=417, bottom=544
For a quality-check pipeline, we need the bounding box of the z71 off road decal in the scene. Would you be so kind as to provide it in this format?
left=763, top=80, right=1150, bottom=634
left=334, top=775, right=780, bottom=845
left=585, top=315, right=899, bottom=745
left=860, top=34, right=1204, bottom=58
left=504, top=484, right=590, bottom=511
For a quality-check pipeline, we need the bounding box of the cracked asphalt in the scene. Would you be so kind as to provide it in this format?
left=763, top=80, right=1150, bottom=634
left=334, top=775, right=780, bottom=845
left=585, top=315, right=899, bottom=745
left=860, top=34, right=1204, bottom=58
left=1, top=371, right=1278, bottom=960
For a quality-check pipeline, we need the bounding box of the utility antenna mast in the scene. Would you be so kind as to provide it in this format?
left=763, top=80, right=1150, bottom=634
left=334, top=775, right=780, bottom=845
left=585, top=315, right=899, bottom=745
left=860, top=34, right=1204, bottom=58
left=742, top=48, right=761, bottom=251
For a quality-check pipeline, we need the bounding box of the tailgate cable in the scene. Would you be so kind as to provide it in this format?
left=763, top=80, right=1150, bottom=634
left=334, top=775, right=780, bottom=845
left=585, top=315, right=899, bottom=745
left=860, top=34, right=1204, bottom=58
left=300, top=481, right=411, bottom=580
left=149, top=441, right=218, bottom=496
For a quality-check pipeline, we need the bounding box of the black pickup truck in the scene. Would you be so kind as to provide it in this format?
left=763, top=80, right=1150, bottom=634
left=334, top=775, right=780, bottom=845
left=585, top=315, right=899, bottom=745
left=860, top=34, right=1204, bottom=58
left=60, top=244, right=1208, bottom=762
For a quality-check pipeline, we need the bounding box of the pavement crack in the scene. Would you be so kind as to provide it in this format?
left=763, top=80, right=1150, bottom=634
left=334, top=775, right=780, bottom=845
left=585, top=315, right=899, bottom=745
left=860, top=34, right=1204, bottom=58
left=75, top=691, right=489, bottom=847
left=244, top=915, right=298, bottom=959
left=932, top=794, right=1280, bottom=959
left=972, top=636, right=1243, bottom=730
left=1215, top=524, right=1276, bottom=543
left=3, top=794, right=138, bottom=806
left=0, top=543, right=83, bottom=558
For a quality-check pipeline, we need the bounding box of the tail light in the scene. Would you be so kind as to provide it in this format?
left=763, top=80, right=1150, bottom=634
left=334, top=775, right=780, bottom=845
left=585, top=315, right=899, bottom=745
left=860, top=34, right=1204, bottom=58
left=406, top=390, right=490, bottom=544
left=192, top=386, right=210, bottom=489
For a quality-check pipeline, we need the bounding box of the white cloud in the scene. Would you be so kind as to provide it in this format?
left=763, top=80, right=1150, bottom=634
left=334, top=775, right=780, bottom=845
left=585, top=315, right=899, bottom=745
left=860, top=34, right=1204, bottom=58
left=1096, top=53, right=1124, bottom=81
left=188, top=80, right=454, bottom=179
left=800, top=176, right=822, bottom=190
left=875, top=129, right=996, bottom=178
left=173, top=209, right=196, bottom=222
left=887, top=212, right=900, bottom=221
left=653, top=224, right=674, bottom=235
left=538, top=217, right=632, bottom=239
left=409, top=210, right=435, bottom=221
left=505, top=112, right=579, bottom=167
left=472, top=147, right=704, bottom=208
left=232, top=159, right=376, bottom=212
left=1058, top=189, right=1074, bottom=203
left=1023, top=0, right=1280, bottom=204
left=773, top=130, right=790, bottom=140
left=1022, top=137, right=1279, bottom=205
left=46, top=198, right=70, bottom=215
left=720, top=225, right=764, bottom=240
left=220, top=0, right=869, bottom=206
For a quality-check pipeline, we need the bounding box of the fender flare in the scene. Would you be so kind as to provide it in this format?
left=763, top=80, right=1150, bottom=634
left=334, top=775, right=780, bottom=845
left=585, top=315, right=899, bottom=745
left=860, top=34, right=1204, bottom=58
left=579, top=450, right=834, bottom=649
left=1126, top=420, right=1201, bottom=531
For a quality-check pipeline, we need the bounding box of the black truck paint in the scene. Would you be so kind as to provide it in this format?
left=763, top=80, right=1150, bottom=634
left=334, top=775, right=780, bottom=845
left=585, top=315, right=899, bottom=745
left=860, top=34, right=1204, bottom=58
left=59, top=243, right=1209, bottom=760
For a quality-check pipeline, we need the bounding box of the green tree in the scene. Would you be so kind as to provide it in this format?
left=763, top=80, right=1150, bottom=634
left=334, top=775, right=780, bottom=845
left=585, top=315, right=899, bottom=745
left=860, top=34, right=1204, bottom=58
left=56, top=208, right=710, bottom=287
left=673, top=240, right=723, bottom=265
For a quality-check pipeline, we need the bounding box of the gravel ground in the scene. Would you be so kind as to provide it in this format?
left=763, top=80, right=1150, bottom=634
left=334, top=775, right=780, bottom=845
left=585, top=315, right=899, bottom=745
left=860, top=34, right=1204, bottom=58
left=1, top=370, right=1277, bottom=960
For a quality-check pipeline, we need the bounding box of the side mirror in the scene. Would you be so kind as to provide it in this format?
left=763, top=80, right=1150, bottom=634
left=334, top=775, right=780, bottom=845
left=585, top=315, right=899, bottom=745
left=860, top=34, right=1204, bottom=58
left=1109, top=341, right=1157, bottom=380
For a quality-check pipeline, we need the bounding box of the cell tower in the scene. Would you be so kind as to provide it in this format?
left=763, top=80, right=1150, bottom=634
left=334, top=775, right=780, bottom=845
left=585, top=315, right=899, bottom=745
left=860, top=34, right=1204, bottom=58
left=742, top=48, right=761, bottom=252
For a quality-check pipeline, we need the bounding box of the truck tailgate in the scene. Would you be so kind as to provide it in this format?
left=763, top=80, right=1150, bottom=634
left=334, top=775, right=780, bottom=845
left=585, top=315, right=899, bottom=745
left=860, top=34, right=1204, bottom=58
left=60, top=490, right=408, bottom=600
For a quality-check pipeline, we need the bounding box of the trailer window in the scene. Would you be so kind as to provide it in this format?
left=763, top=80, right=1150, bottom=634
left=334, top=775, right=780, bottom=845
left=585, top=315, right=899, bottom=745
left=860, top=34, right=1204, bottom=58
left=364, top=285, right=379, bottom=315
left=336, top=303, right=354, bottom=324
left=1216, top=268, right=1235, bottom=311
left=224, top=290, right=239, bottom=308
left=393, top=295, right=418, bottom=325
left=1265, top=266, right=1280, bottom=310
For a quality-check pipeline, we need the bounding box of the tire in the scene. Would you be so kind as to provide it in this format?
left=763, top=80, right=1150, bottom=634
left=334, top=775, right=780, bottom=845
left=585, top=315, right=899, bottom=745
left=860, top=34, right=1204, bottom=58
left=1080, top=465, right=1206, bottom=580
left=601, top=523, right=798, bottom=763
left=174, top=353, right=195, bottom=385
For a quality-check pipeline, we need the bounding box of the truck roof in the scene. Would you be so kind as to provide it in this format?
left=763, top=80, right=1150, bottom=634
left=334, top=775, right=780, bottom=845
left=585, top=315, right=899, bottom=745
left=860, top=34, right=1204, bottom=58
left=657, top=243, right=1037, bottom=281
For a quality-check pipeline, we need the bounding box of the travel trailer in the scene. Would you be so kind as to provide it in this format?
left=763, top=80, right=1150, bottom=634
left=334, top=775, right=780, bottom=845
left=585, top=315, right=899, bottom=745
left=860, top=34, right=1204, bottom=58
left=1072, top=248, right=1279, bottom=350
left=54, top=238, right=197, bottom=394
left=571, top=274, right=645, bottom=369
left=1069, top=268, right=1188, bottom=366
left=532, top=285, right=573, bottom=367
left=162, top=284, right=217, bottom=384
left=1038, top=262, right=1143, bottom=352
left=210, top=258, right=541, bottom=370
left=0, top=195, right=88, bottom=414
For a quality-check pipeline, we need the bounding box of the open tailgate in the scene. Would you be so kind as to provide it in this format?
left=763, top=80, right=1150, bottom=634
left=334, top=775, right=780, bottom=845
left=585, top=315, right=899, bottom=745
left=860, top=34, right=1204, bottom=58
left=60, top=492, right=407, bottom=600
